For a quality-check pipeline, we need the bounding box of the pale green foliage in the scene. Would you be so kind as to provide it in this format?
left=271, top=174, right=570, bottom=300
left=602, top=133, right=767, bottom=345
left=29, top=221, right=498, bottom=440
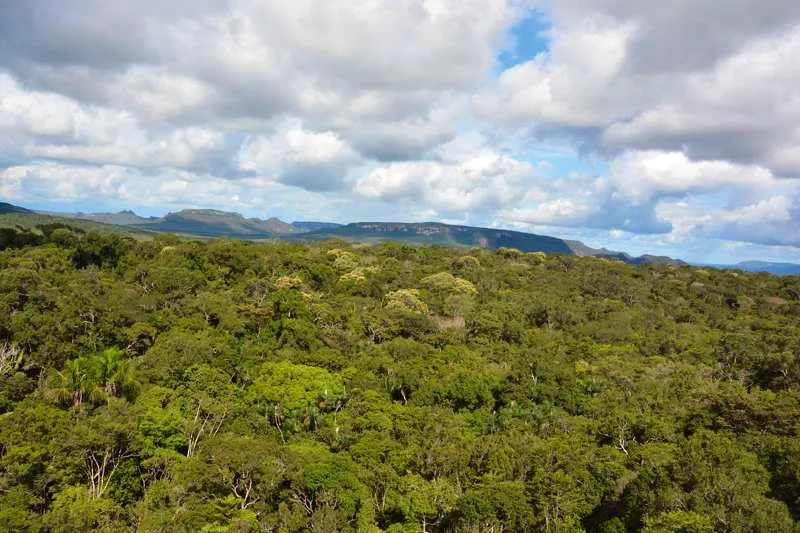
left=452, top=255, right=480, bottom=270
left=0, top=340, right=23, bottom=376
left=93, top=348, right=140, bottom=399
left=421, top=272, right=477, bottom=296
left=497, top=247, right=523, bottom=258
left=325, top=248, right=352, bottom=260
left=176, top=365, right=241, bottom=457
left=251, top=361, right=345, bottom=411
left=339, top=266, right=379, bottom=282
left=385, top=289, right=429, bottom=314
left=273, top=275, right=304, bottom=290
left=332, top=253, right=359, bottom=272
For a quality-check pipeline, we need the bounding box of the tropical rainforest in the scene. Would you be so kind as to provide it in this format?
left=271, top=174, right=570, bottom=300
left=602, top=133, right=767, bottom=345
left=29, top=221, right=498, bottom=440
left=1, top=225, right=799, bottom=532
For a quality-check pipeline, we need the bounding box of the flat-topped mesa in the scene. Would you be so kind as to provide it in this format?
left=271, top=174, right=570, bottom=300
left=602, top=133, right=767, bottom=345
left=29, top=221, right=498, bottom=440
left=297, top=221, right=690, bottom=266
left=169, top=209, right=242, bottom=218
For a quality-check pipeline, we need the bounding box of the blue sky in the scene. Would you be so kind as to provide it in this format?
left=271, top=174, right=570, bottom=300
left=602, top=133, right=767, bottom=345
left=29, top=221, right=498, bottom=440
left=497, top=9, right=551, bottom=72
left=1, top=0, right=800, bottom=264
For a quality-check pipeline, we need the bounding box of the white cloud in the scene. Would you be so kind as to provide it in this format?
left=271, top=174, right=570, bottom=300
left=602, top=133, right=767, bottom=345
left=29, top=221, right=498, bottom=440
left=354, top=137, right=536, bottom=214
left=475, top=17, right=644, bottom=127
left=2, top=0, right=800, bottom=260
left=602, top=26, right=800, bottom=175
left=658, top=191, right=800, bottom=247
left=0, top=74, right=225, bottom=170
left=502, top=150, right=776, bottom=234
left=479, top=2, right=800, bottom=177
left=237, top=120, right=361, bottom=192
left=98, top=67, right=217, bottom=124
left=1, top=163, right=141, bottom=202
left=2, top=0, right=519, bottom=160
left=604, top=151, right=774, bottom=205
left=0, top=161, right=300, bottom=215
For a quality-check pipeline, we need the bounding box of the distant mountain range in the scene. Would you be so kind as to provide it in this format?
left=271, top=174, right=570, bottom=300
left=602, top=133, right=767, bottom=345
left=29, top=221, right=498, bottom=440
left=702, top=261, right=800, bottom=276
left=45, top=208, right=298, bottom=238
left=38, top=209, right=159, bottom=226
left=3, top=201, right=799, bottom=272
left=292, top=221, right=686, bottom=265
left=736, top=261, right=800, bottom=275
left=0, top=203, right=156, bottom=238
left=132, top=209, right=300, bottom=238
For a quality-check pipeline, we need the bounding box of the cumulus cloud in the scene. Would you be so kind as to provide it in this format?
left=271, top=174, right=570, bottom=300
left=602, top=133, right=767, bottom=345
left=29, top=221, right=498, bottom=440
left=237, top=121, right=361, bottom=192
left=1, top=0, right=517, bottom=159
left=0, top=161, right=303, bottom=216
left=355, top=155, right=533, bottom=214
left=475, top=17, right=644, bottom=128
left=658, top=190, right=800, bottom=247
left=479, top=1, right=800, bottom=178
left=550, top=0, right=800, bottom=74
left=602, top=27, right=800, bottom=175
left=1, top=163, right=147, bottom=203
left=1, top=0, right=800, bottom=260
left=502, top=150, right=776, bottom=234
left=0, top=74, right=226, bottom=171
left=604, top=151, right=774, bottom=204
left=355, top=135, right=536, bottom=215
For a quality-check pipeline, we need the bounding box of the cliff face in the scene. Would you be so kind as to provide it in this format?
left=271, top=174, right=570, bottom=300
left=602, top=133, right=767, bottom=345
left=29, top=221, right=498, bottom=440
left=295, top=222, right=688, bottom=265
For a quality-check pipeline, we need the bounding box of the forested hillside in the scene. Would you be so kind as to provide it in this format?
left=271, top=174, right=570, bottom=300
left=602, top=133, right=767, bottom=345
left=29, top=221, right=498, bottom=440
left=1, top=227, right=799, bottom=532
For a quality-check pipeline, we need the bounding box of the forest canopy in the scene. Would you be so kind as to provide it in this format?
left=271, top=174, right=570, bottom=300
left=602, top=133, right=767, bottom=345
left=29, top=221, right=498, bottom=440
left=1, top=226, right=799, bottom=532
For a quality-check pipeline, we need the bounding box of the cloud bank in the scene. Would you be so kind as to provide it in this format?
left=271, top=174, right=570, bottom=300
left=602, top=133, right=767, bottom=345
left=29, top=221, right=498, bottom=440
left=1, top=0, right=799, bottom=261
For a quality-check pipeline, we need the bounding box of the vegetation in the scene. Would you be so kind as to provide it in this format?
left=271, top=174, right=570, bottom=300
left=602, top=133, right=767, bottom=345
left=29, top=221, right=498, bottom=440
left=0, top=225, right=799, bottom=532
left=131, top=209, right=300, bottom=238
left=0, top=211, right=155, bottom=240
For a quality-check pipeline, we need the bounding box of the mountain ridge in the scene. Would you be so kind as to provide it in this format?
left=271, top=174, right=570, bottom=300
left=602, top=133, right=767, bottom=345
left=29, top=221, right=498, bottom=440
left=8, top=201, right=788, bottom=268
left=294, top=221, right=688, bottom=266
left=0, top=202, right=35, bottom=215
left=1, top=204, right=155, bottom=238
left=37, top=209, right=157, bottom=226
left=131, top=209, right=300, bottom=237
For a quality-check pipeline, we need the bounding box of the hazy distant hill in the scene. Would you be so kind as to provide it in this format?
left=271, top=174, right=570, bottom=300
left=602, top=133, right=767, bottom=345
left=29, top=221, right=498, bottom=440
left=292, top=221, right=345, bottom=232
left=1, top=203, right=155, bottom=238
left=564, top=239, right=618, bottom=257
left=37, top=209, right=158, bottom=226
left=133, top=209, right=300, bottom=237
left=0, top=202, right=34, bottom=215
left=734, top=261, right=800, bottom=275
left=693, top=260, right=800, bottom=275
left=35, top=207, right=300, bottom=237
left=77, top=210, right=155, bottom=225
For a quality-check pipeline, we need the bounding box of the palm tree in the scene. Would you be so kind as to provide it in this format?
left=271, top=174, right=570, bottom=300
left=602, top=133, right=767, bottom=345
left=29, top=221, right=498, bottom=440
left=44, top=348, right=140, bottom=408
left=44, top=357, right=106, bottom=408
left=92, top=348, right=140, bottom=401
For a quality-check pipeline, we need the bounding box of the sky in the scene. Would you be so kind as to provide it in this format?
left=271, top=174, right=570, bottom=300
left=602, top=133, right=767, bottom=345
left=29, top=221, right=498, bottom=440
left=1, top=0, right=800, bottom=264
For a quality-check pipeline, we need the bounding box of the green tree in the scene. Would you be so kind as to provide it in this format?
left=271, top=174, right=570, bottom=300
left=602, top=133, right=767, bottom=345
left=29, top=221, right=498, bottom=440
left=93, top=348, right=140, bottom=400
left=44, top=357, right=106, bottom=408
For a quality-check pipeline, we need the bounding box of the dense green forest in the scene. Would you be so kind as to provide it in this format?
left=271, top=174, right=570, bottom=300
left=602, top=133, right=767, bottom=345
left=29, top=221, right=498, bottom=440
left=1, top=225, right=799, bottom=532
